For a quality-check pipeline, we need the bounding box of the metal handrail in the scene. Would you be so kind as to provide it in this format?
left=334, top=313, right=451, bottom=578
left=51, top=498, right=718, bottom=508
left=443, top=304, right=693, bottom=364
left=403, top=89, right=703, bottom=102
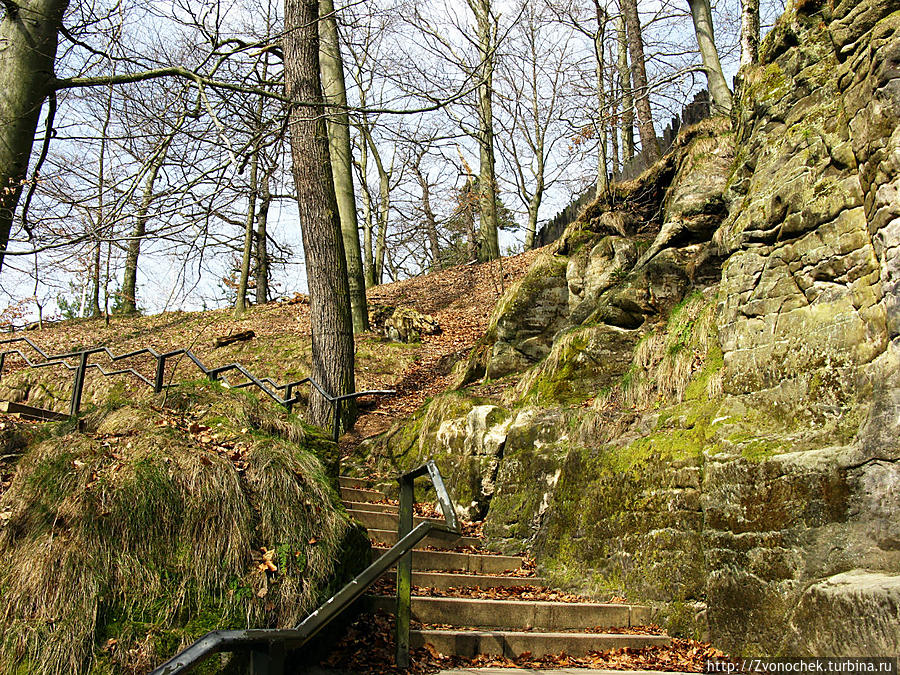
left=0, top=336, right=394, bottom=441
left=150, top=459, right=459, bottom=675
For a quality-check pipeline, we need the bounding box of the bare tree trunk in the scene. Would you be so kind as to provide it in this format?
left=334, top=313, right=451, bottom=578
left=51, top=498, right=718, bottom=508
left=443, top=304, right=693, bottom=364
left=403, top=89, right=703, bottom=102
left=356, top=128, right=376, bottom=287
left=608, top=43, right=619, bottom=175
left=374, top=169, right=388, bottom=284
left=90, top=242, right=102, bottom=317
left=593, top=0, right=609, bottom=198
left=468, top=0, right=500, bottom=262
left=413, top=162, right=441, bottom=267
left=91, top=80, right=113, bottom=319
left=122, top=137, right=172, bottom=314
left=524, top=184, right=542, bottom=250
left=620, top=0, right=658, bottom=162
left=687, top=0, right=732, bottom=114
left=320, top=0, right=368, bottom=331
left=255, top=168, right=271, bottom=304
left=362, top=126, right=389, bottom=285
left=740, top=0, right=760, bottom=68
left=284, top=0, right=356, bottom=429
left=616, top=16, right=634, bottom=162
left=234, top=139, right=259, bottom=316
left=0, top=0, right=68, bottom=274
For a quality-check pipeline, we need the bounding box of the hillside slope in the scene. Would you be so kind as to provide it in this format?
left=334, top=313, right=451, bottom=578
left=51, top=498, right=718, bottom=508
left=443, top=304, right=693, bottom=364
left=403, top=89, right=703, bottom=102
left=0, top=254, right=538, bottom=673
left=0, top=251, right=538, bottom=442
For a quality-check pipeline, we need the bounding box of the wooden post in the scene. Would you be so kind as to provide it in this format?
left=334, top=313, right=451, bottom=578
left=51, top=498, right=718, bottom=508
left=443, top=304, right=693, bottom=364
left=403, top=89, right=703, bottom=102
left=70, top=351, right=89, bottom=417
left=154, top=355, right=166, bottom=393
left=331, top=397, right=341, bottom=443
left=285, top=383, right=294, bottom=414
left=396, top=473, right=414, bottom=667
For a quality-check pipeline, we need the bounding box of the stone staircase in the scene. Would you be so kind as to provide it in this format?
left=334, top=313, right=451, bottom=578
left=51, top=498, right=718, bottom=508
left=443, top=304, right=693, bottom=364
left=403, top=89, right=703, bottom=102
left=339, top=475, right=670, bottom=659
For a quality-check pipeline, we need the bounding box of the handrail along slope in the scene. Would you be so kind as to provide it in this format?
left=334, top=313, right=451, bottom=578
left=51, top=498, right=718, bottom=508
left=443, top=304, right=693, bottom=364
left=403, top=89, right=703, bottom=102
left=150, top=459, right=459, bottom=675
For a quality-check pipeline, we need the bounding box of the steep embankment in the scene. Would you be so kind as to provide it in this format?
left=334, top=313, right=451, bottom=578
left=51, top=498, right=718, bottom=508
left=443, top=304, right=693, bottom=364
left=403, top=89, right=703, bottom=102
left=0, top=384, right=368, bottom=674
left=359, top=0, right=900, bottom=656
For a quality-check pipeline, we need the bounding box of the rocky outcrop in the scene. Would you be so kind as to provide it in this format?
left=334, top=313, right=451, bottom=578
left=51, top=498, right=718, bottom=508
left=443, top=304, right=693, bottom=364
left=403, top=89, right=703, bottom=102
left=369, top=304, right=440, bottom=343
left=361, top=0, right=900, bottom=656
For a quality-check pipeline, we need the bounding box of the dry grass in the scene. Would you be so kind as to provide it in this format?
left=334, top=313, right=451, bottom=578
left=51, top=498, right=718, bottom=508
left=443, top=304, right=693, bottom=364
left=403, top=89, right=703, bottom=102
left=615, top=290, right=720, bottom=411
left=0, top=385, right=359, bottom=674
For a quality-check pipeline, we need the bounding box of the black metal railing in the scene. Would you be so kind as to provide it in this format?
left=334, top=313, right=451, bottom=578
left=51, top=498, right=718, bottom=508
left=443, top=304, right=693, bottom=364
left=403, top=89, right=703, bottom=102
left=150, top=459, right=459, bottom=675
left=0, top=336, right=394, bottom=441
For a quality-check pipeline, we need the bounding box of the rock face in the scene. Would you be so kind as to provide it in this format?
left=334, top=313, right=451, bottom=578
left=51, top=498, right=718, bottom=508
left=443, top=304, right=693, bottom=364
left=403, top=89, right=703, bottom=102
left=360, top=0, right=900, bottom=656
left=369, top=304, right=440, bottom=343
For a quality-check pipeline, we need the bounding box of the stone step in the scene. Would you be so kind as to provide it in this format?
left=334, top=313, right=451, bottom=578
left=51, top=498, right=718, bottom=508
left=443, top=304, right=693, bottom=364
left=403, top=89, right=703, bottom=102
left=340, top=486, right=386, bottom=503
left=342, top=500, right=398, bottom=514
left=368, top=528, right=482, bottom=550
left=380, top=571, right=548, bottom=591
left=439, top=668, right=685, bottom=674
left=369, top=596, right=650, bottom=630
left=413, top=628, right=669, bottom=658
left=338, top=475, right=373, bottom=490
left=348, top=508, right=445, bottom=531
left=372, top=547, right=524, bottom=575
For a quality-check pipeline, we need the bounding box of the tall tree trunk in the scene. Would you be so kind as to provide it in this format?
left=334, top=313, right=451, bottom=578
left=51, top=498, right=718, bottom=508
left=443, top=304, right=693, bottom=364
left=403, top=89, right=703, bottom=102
left=91, top=80, right=113, bottom=320
left=740, top=0, right=760, bottom=68
left=319, top=0, right=368, bottom=331
left=616, top=16, right=634, bottom=162
left=357, top=126, right=376, bottom=287
left=608, top=43, right=619, bottom=175
left=524, top=182, right=542, bottom=250
left=90, top=242, right=102, bottom=317
left=620, top=0, right=658, bottom=162
left=122, top=137, right=172, bottom=314
left=284, top=0, right=356, bottom=429
left=374, top=169, right=388, bottom=284
left=234, top=140, right=259, bottom=316
left=593, top=0, right=609, bottom=198
left=687, top=0, right=732, bottom=114
left=468, top=0, right=500, bottom=262
left=413, top=163, right=441, bottom=267
left=0, top=0, right=68, bottom=274
left=362, top=126, right=389, bottom=285
left=255, top=168, right=271, bottom=304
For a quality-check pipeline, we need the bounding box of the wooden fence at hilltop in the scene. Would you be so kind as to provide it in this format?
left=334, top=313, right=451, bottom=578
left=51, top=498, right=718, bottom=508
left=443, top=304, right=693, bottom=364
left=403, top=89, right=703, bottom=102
left=533, top=90, right=711, bottom=250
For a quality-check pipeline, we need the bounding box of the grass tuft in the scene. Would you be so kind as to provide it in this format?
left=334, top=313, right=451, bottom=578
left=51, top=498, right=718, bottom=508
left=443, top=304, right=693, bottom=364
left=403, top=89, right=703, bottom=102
left=0, top=385, right=363, bottom=674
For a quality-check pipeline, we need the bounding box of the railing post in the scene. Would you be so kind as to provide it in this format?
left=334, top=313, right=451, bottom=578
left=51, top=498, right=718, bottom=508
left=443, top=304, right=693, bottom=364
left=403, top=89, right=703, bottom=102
left=396, top=473, right=414, bottom=667
left=0, top=352, right=5, bottom=382
left=331, top=397, right=341, bottom=443
left=249, top=644, right=284, bottom=675
left=154, top=355, right=166, bottom=393
left=285, top=383, right=294, bottom=414
left=70, top=351, right=89, bottom=417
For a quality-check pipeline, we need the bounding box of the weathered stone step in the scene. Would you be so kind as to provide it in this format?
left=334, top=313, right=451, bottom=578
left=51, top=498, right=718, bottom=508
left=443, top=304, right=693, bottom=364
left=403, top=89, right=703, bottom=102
left=381, top=571, right=548, bottom=590
left=368, top=528, right=482, bottom=550
left=372, top=547, right=524, bottom=575
left=338, top=476, right=373, bottom=490
left=369, top=596, right=650, bottom=630
left=340, top=486, right=386, bottom=503
left=348, top=508, right=444, bottom=531
left=342, top=500, right=398, bottom=514
left=412, top=628, right=669, bottom=658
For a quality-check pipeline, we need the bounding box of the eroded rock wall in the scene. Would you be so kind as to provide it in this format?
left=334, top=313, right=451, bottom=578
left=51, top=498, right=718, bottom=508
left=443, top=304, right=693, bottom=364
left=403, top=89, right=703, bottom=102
left=360, top=0, right=900, bottom=656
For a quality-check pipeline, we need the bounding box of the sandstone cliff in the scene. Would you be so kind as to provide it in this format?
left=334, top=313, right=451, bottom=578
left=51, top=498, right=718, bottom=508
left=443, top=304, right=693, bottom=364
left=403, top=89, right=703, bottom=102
left=358, top=0, right=900, bottom=656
